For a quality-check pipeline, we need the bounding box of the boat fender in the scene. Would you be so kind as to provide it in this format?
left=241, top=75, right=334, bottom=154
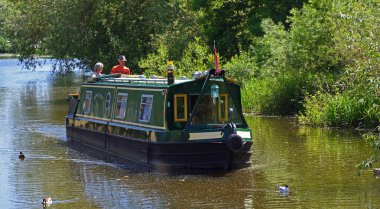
left=221, top=122, right=237, bottom=137
left=226, top=134, right=244, bottom=153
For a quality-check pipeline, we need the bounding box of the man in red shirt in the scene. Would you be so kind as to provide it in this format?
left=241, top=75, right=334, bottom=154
left=110, top=55, right=131, bottom=74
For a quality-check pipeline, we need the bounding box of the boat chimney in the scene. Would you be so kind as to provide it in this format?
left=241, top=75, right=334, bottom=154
left=167, top=61, right=175, bottom=85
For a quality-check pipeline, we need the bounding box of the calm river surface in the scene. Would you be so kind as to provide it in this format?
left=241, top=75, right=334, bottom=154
left=0, top=58, right=379, bottom=209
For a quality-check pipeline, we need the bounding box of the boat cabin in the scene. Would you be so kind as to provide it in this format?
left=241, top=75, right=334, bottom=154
left=66, top=68, right=252, bottom=170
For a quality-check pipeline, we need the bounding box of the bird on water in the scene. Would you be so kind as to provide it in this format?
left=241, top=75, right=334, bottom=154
left=276, top=184, right=289, bottom=194
left=42, top=197, right=52, bottom=207
left=374, top=168, right=380, bottom=175
left=18, top=152, right=25, bottom=160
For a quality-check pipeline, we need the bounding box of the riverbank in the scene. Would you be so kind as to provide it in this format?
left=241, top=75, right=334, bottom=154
left=0, top=53, right=17, bottom=58
left=0, top=53, right=52, bottom=59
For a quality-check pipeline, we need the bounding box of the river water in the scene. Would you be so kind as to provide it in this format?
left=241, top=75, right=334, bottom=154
left=0, top=58, right=379, bottom=209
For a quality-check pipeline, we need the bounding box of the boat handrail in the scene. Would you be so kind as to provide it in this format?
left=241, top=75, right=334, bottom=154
left=97, top=77, right=169, bottom=85
left=97, top=77, right=194, bottom=85
left=89, top=72, right=228, bottom=85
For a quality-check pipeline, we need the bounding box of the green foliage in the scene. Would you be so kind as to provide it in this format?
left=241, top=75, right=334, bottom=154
left=0, top=0, right=17, bottom=53
left=7, top=0, right=195, bottom=73
left=332, top=0, right=380, bottom=73
left=287, top=1, right=339, bottom=73
left=192, top=0, right=253, bottom=58
left=239, top=18, right=312, bottom=115
left=0, top=36, right=10, bottom=53
left=192, top=0, right=307, bottom=58
left=140, top=37, right=214, bottom=78
left=2, top=0, right=379, bottom=129
left=356, top=132, right=380, bottom=175
left=242, top=72, right=304, bottom=115
left=223, top=48, right=256, bottom=85
left=176, top=38, right=214, bottom=77
left=363, top=133, right=380, bottom=150
left=253, top=19, right=288, bottom=78
left=299, top=0, right=380, bottom=128
left=300, top=87, right=380, bottom=128
left=138, top=40, right=170, bottom=77
left=248, top=0, right=306, bottom=35
left=356, top=155, right=377, bottom=175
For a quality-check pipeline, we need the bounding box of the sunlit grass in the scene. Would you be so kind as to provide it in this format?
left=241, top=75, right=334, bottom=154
left=299, top=90, right=380, bottom=129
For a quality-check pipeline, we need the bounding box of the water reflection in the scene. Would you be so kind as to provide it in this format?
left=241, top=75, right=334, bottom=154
left=248, top=116, right=377, bottom=209
left=0, top=59, right=379, bottom=209
left=65, top=142, right=255, bottom=208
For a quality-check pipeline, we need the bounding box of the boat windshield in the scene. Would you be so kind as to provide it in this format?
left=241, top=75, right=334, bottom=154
left=189, top=90, right=243, bottom=127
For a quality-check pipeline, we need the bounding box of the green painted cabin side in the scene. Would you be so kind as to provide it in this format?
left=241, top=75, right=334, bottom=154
left=76, top=83, right=167, bottom=129
left=75, top=77, right=246, bottom=133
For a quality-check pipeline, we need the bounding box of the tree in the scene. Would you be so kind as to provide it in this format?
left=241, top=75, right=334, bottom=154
left=8, top=0, right=190, bottom=73
left=0, top=0, right=16, bottom=53
left=192, top=0, right=254, bottom=59
left=298, top=0, right=380, bottom=128
left=191, top=0, right=307, bottom=59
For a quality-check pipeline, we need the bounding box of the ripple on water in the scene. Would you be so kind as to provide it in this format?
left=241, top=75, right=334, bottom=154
left=26, top=123, right=67, bottom=141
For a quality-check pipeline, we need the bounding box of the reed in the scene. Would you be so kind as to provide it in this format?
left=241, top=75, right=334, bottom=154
left=356, top=132, right=380, bottom=174
left=300, top=90, right=380, bottom=128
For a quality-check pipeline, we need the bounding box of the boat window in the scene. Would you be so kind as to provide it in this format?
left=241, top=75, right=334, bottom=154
left=105, top=92, right=111, bottom=111
left=115, top=93, right=128, bottom=119
left=174, top=94, right=187, bottom=122
left=190, top=94, right=216, bottom=125
left=139, top=95, right=153, bottom=122
left=83, top=91, right=92, bottom=115
left=190, top=92, right=242, bottom=126
left=218, top=94, right=228, bottom=123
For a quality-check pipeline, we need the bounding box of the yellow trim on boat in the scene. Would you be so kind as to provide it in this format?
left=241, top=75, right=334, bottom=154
left=174, top=94, right=188, bottom=122
left=75, top=114, right=111, bottom=122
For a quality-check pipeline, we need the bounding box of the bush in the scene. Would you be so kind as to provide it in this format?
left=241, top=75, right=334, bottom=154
left=223, top=49, right=256, bottom=86
left=242, top=72, right=304, bottom=115
left=0, top=36, right=10, bottom=53
left=300, top=89, right=380, bottom=128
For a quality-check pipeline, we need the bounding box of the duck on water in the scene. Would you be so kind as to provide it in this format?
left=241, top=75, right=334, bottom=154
left=18, top=152, right=25, bottom=160
left=42, top=197, right=52, bottom=207
left=66, top=63, right=253, bottom=171
left=277, top=184, right=289, bottom=194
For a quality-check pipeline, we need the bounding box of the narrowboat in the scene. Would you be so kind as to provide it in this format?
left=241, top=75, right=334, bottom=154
left=65, top=65, right=253, bottom=171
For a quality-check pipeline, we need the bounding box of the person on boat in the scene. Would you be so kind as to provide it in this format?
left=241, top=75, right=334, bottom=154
left=110, top=55, right=130, bottom=75
left=92, top=62, right=104, bottom=78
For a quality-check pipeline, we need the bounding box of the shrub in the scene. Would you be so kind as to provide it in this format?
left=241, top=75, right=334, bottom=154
left=300, top=89, right=380, bottom=128
left=242, top=72, right=304, bottom=115
left=223, top=49, right=256, bottom=86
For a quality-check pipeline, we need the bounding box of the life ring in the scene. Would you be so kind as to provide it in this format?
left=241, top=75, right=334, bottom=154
left=226, top=133, right=244, bottom=153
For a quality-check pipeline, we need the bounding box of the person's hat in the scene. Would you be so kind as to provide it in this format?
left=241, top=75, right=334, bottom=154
left=118, top=55, right=127, bottom=61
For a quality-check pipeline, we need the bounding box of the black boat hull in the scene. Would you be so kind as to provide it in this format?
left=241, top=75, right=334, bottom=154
left=66, top=125, right=252, bottom=171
